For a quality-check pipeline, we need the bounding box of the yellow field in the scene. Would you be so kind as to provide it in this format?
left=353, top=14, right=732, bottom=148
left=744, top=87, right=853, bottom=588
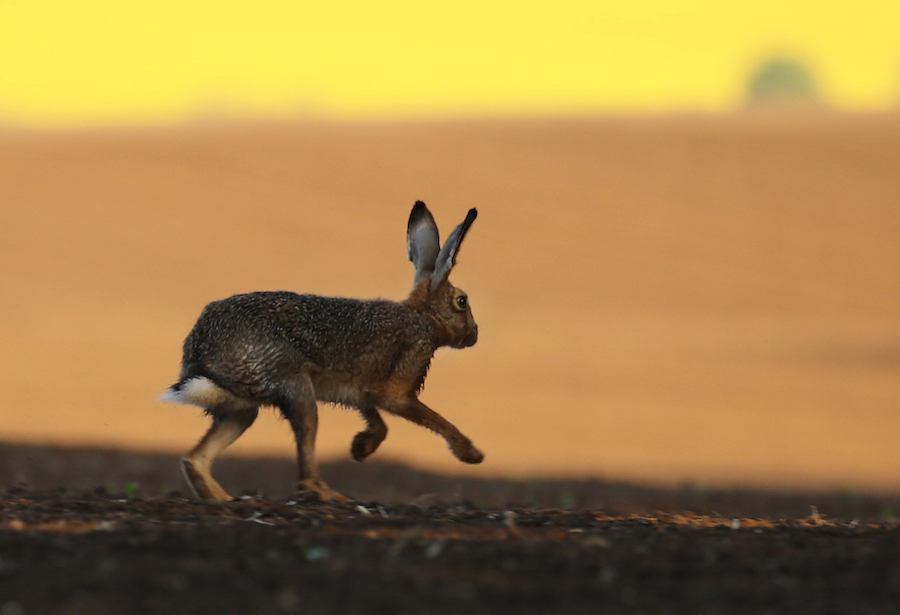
left=1, top=113, right=899, bottom=490
left=1, top=1, right=899, bottom=125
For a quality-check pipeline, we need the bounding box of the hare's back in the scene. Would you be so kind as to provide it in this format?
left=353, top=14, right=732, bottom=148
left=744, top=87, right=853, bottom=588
left=186, top=290, right=378, bottom=358
left=180, top=292, right=412, bottom=397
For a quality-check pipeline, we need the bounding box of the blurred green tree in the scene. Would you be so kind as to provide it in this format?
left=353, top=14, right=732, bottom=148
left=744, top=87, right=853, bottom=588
left=747, top=57, right=819, bottom=106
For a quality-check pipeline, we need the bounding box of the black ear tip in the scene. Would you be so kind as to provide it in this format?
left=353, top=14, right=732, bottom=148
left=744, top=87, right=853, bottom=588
left=409, top=201, right=429, bottom=226
left=466, top=208, right=478, bottom=223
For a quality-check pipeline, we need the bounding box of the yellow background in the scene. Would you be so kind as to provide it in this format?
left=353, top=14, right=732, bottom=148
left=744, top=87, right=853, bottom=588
left=1, top=1, right=899, bottom=126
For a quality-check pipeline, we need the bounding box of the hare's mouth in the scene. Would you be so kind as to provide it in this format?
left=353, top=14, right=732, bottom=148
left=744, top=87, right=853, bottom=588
left=457, top=327, right=478, bottom=349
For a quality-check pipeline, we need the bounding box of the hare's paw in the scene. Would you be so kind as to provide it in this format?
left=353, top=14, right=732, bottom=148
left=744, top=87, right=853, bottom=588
left=296, top=479, right=351, bottom=504
left=351, top=429, right=385, bottom=462
left=450, top=440, right=484, bottom=464
left=180, top=457, right=234, bottom=501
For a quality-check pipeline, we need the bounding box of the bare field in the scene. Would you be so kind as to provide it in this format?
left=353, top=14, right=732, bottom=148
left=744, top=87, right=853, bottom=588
left=2, top=445, right=900, bottom=615
left=1, top=113, right=899, bottom=490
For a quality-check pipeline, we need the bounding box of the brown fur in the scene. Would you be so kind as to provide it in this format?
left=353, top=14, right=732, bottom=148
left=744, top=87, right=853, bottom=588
left=165, top=203, right=482, bottom=502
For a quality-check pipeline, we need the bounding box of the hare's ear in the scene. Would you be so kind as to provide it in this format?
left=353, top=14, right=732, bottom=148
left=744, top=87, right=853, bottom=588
left=432, top=208, right=477, bottom=289
left=407, top=201, right=441, bottom=286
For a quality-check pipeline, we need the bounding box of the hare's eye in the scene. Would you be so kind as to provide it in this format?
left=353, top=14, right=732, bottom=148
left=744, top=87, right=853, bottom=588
left=455, top=295, right=468, bottom=310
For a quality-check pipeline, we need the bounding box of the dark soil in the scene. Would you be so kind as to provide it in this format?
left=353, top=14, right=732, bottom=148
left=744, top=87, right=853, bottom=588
left=1, top=444, right=899, bottom=614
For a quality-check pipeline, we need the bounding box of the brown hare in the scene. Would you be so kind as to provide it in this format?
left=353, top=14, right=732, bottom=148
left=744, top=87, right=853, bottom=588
left=161, top=202, right=483, bottom=502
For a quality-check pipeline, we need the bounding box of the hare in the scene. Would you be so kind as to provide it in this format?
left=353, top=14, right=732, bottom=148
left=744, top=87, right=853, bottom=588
left=161, top=201, right=483, bottom=502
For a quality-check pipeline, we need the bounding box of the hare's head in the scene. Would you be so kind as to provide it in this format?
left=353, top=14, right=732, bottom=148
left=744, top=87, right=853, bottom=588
left=405, top=201, right=478, bottom=349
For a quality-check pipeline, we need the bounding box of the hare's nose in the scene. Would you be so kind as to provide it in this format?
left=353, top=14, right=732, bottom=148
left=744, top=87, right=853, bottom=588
left=464, top=326, right=478, bottom=347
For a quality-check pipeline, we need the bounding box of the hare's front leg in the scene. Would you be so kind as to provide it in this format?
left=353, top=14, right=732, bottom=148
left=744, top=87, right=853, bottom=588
left=351, top=406, right=387, bottom=462
left=383, top=398, right=484, bottom=464
left=279, top=372, right=350, bottom=503
left=181, top=406, right=259, bottom=501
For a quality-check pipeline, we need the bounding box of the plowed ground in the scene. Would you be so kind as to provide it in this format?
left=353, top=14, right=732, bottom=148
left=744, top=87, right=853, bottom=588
left=1, top=445, right=899, bottom=614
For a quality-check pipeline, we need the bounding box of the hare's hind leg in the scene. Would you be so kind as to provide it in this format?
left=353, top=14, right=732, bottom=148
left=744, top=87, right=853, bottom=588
left=181, top=406, right=259, bottom=501
left=351, top=406, right=387, bottom=462
left=279, top=371, right=349, bottom=503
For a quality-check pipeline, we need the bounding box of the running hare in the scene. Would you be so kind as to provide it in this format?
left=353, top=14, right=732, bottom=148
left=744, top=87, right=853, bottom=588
left=161, top=202, right=483, bottom=502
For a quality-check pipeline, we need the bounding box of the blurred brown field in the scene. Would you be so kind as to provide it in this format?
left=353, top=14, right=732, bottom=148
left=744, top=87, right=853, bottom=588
left=1, top=113, right=899, bottom=491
